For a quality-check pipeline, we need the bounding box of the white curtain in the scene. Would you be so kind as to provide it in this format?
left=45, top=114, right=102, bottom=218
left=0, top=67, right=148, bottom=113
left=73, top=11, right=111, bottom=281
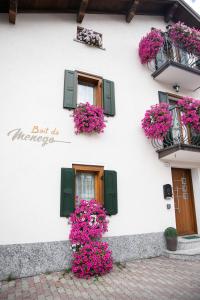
left=77, top=83, right=94, bottom=105
left=76, top=172, right=95, bottom=206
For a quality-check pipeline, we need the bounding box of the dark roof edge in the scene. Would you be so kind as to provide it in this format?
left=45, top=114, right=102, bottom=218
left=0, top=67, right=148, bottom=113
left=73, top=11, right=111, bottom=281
left=178, top=0, right=200, bottom=24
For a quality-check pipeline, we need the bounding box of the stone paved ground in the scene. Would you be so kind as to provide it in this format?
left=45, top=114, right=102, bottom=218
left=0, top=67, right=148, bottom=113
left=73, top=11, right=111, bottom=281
left=0, top=257, right=200, bottom=300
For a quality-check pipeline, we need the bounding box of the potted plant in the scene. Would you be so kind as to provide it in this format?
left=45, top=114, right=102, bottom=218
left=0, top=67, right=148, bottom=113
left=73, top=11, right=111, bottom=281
left=164, top=227, right=178, bottom=251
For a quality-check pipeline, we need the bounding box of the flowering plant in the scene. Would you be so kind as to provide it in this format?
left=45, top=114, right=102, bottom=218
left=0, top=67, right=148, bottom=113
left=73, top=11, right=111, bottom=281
left=178, top=97, right=200, bottom=133
left=69, top=199, right=113, bottom=279
left=168, top=22, right=200, bottom=56
left=72, top=241, right=113, bottom=279
left=72, top=102, right=106, bottom=134
left=69, top=199, right=108, bottom=245
left=138, top=29, right=164, bottom=64
left=141, top=103, right=173, bottom=139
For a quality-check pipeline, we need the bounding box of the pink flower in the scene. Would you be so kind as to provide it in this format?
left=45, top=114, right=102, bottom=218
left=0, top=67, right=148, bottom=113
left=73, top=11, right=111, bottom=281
left=69, top=199, right=113, bottom=279
left=141, top=103, right=173, bottom=140
left=72, top=102, right=106, bottom=134
left=72, top=241, right=113, bottom=279
left=178, top=97, right=200, bottom=133
left=138, top=29, right=164, bottom=64
left=168, top=22, right=200, bottom=56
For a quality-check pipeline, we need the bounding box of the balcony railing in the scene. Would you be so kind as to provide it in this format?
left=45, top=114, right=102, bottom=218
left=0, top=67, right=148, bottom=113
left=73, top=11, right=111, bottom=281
left=150, top=35, right=200, bottom=91
left=150, top=35, right=200, bottom=72
left=152, top=106, right=200, bottom=155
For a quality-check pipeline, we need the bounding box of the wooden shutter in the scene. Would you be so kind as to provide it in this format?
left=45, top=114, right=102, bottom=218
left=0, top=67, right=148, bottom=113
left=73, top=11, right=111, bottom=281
left=63, top=70, right=77, bottom=109
left=60, top=168, right=75, bottom=217
left=158, top=91, right=173, bottom=147
left=104, top=170, right=118, bottom=215
left=103, top=79, right=115, bottom=116
left=158, top=91, right=169, bottom=104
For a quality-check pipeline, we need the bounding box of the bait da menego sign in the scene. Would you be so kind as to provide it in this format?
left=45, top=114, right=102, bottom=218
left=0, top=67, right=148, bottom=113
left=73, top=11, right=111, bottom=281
left=7, top=125, right=71, bottom=147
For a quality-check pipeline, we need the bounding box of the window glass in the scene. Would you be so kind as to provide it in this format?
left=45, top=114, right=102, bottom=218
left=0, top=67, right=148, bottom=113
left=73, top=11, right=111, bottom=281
left=75, top=172, right=95, bottom=206
left=77, top=83, right=94, bottom=105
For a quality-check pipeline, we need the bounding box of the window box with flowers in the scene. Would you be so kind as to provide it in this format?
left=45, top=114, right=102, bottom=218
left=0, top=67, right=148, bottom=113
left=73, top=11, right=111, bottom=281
left=63, top=70, right=115, bottom=134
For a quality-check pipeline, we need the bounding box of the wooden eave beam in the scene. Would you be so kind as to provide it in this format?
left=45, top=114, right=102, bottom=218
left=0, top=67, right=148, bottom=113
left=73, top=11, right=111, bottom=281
left=164, top=2, right=179, bottom=23
left=126, top=0, right=140, bottom=23
left=77, top=0, right=89, bottom=23
left=9, top=0, right=17, bottom=24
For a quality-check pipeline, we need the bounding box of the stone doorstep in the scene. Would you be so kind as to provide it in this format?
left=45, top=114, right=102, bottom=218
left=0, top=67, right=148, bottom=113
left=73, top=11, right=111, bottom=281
left=164, top=247, right=200, bottom=261
left=165, top=248, right=200, bottom=256
left=177, top=235, right=200, bottom=250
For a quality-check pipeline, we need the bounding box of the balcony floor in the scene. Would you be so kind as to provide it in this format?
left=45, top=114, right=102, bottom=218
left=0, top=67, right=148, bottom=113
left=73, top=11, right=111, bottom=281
left=152, top=61, right=200, bottom=91
left=157, top=144, right=200, bottom=164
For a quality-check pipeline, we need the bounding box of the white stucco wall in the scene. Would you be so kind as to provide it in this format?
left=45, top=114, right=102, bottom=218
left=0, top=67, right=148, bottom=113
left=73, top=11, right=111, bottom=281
left=0, top=13, right=199, bottom=244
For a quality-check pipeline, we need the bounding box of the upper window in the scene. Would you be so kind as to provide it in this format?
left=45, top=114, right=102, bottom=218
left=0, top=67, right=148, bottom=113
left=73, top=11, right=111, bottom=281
left=63, top=70, right=116, bottom=116
left=77, top=72, right=102, bottom=107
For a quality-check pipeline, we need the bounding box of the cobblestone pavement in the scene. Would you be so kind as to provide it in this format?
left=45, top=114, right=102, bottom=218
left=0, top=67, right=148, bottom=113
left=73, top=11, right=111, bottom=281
left=0, top=257, right=200, bottom=300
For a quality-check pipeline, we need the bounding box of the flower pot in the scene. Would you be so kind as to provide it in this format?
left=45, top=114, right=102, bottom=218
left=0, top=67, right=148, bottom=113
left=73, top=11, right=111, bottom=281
left=166, top=237, right=177, bottom=251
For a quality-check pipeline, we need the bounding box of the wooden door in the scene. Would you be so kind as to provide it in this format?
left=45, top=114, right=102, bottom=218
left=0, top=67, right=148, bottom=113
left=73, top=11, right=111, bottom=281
left=172, top=168, right=197, bottom=235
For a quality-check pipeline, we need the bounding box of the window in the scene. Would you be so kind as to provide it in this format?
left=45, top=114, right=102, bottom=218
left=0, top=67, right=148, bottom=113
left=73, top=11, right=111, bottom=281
left=77, top=72, right=102, bottom=107
left=63, top=70, right=116, bottom=116
left=158, top=91, right=200, bottom=147
left=73, top=164, right=104, bottom=206
left=60, top=167, right=118, bottom=217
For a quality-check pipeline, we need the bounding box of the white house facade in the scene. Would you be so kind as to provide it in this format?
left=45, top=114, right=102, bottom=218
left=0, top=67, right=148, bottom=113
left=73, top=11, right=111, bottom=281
left=1, top=0, right=200, bottom=280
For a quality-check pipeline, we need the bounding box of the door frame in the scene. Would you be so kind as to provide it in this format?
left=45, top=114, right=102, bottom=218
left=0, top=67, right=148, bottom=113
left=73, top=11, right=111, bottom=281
left=172, top=167, right=198, bottom=236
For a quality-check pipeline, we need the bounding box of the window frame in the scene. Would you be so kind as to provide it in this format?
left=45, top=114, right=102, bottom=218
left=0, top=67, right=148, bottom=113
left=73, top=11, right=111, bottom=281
left=160, top=91, right=192, bottom=144
left=72, top=164, right=104, bottom=205
left=76, top=71, right=103, bottom=108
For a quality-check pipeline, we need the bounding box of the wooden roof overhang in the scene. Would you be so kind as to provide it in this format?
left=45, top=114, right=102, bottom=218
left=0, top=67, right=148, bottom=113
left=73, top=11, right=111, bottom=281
left=1, top=0, right=200, bottom=28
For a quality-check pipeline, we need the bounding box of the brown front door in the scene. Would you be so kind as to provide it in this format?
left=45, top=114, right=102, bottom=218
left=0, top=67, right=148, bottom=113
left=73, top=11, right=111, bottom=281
left=172, top=168, right=197, bottom=235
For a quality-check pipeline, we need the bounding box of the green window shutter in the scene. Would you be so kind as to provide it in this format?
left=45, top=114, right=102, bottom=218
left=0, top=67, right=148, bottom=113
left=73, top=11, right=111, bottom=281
left=158, top=91, right=173, bottom=147
left=103, top=79, right=115, bottom=116
left=60, top=168, right=75, bottom=217
left=63, top=70, right=77, bottom=109
left=158, top=91, right=169, bottom=104
left=104, top=170, right=118, bottom=215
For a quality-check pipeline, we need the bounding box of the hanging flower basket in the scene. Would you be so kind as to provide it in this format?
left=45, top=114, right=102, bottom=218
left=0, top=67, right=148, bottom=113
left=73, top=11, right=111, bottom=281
left=168, top=22, right=200, bottom=57
left=69, top=199, right=113, bottom=279
left=141, top=103, right=172, bottom=140
left=178, top=97, right=200, bottom=133
left=72, top=102, right=106, bottom=134
left=138, top=29, right=164, bottom=64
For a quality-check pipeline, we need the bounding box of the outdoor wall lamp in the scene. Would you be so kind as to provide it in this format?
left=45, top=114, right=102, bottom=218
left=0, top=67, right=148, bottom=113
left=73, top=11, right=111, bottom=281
left=173, top=84, right=180, bottom=93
